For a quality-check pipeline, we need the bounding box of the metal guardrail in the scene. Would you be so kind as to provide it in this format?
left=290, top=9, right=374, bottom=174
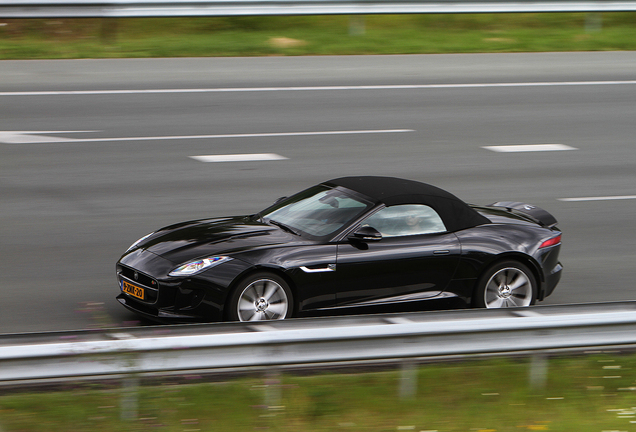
left=1, top=0, right=636, bottom=18
left=2, top=301, right=636, bottom=386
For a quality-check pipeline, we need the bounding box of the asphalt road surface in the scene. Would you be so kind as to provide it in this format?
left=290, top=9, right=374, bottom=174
left=1, top=52, right=635, bottom=334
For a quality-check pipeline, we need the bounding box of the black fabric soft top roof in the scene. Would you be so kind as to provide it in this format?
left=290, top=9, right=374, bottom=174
left=325, top=176, right=490, bottom=232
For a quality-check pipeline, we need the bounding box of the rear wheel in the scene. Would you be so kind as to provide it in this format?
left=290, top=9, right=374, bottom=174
left=474, top=260, right=537, bottom=308
left=227, top=272, right=293, bottom=321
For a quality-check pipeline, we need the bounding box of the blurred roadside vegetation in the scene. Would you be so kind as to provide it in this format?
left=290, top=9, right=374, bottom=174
left=1, top=13, right=636, bottom=59
left=2, top=353, right=636, bottom=431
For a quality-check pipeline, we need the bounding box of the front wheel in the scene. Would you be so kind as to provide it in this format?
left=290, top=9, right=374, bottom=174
left=474, top=260, right=537, bottom=308
left=227, top=272, right=293, bottom=321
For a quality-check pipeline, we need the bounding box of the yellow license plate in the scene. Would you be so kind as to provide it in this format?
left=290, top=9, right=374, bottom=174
left=122, top=280, right=145, bottom=300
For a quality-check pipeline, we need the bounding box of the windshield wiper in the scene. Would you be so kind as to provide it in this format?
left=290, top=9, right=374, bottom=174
left=269, top=220, right=300, bottom=236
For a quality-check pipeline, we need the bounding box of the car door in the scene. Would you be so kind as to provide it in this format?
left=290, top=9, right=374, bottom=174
left=280, top=244, right=340, bottom=312
left=333, top=204, right=461, bottom=308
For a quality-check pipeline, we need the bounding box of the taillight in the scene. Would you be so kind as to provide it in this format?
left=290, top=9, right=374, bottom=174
left=539, top=234, right=561, bottom=249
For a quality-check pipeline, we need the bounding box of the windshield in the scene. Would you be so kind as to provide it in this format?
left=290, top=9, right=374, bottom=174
left=262, top=186, right=373, bottom=238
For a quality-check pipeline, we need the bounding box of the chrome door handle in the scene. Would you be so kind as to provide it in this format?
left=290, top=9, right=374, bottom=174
left=300, top=264, right=336, bottom=273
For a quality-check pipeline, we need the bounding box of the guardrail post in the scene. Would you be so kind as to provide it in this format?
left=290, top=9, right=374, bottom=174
left=119, top=351, right=140, bottom=421
left=120, top=374, right=140, bottom=420
left=585, top=13, right=602, bottom=32
left=264, top=369, right=282, bottom=408
left=100, top=17, right=118, bottom=44
left=528, top=353, right=548, bottom=390
left=399, top=360, right=417, bottom=399
left=349, top=16, right=365, bottom=36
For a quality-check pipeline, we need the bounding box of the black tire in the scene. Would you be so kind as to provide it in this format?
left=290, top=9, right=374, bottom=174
left=473, top=260, right=537, bottom=308
left=226, top=272, right=293, bottom=321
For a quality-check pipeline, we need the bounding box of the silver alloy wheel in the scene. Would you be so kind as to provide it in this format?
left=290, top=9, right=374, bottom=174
left=483, top=267, right=533, bottom=308
left=236, top=278, right=289, bottom=321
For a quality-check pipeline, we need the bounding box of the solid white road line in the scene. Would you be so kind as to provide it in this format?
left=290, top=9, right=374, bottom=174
left=0, top=129, right=413, bottom=144
left=558, top=195, right=636, bottom=202
left=190, top=154, right=287, bottom=162
left=2, top=81, right=636, bottom=96
left=483, top=144, right=578, bottom=152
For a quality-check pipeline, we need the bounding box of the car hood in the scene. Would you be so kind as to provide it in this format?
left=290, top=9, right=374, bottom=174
left=135, top=216, right=303, bottom=264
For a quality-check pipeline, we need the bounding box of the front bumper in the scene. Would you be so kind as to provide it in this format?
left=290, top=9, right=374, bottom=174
left=116, top=294, right=206, bottom=322
left=116, top=265, right=226, bottom=322
left=116, top=248, right=252, bottom=322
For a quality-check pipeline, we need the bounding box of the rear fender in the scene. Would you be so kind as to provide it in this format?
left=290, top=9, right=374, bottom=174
left=478, top=252, right=546, bottom=300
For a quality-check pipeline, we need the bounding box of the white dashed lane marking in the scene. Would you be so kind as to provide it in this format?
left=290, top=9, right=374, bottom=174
left=483, top=144, right=578, bottom=152
left=190, top=154, right=287, bottom=163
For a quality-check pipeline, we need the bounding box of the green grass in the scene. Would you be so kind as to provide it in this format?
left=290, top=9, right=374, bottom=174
left=2, top=353, right=636, bottom=431
left=1, top=13, right=636, bottom=59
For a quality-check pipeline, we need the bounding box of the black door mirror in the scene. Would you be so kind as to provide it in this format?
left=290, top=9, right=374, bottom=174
left=348, top=226, right=382, bottom=242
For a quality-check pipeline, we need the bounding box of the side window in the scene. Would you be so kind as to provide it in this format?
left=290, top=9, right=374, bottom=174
left=361, top=204, right=446, bottom=237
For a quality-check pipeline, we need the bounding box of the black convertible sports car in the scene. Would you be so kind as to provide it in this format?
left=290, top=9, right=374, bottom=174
left=116, top=176, right=562, bottom=322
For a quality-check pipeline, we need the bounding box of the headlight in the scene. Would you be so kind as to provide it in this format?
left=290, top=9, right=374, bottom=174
left=126, top=232, right=155, bottom=252
left=168, top=256, right=232, bottom=277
